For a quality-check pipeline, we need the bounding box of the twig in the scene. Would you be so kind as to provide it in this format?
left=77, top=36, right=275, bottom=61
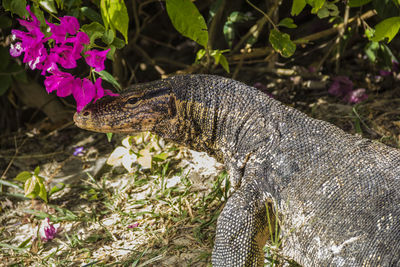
left=335, top=4, right=350, bottom=73
left=246, top=0, right=277, bottom=30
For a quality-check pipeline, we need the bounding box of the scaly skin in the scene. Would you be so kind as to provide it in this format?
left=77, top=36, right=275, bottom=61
left=74, top=74, right=400, bottom=267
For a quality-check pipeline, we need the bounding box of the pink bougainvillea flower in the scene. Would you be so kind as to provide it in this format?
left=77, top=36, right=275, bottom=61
left=18, top=5, right=40, bottom=30
left=40, top=52, right=60, bottom=75
left=85, top=49, right=110, bottom=72
left=73, top=78, right=96, bottom=112
left=10, top=5, right=119, bottom=113
left=93, top=78, right=119, bottom=102
left=51, top=44, right=79, bottom=69
left=59, top=16, right=80, bottom=35
left=11, top=6, right=48, bottom=70
left=47, top=16, right=80, bottom=44
left=344, top=88, right=368, bottom=104
left=66, top=31, right=90, bottom=61
left=94, top=77, right=105, bottom=101
left=9, top=42, right=23, bottom=57
left=44, top=70, right=75, bottom=94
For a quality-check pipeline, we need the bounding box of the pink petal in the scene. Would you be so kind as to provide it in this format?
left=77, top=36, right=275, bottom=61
left=73, top=78, right=95, bottom=112
left=60, top=16, right=80, bottom=35
left=10, top=42, right=23, bottom=57
left=84, top=49, right=110, bottom=72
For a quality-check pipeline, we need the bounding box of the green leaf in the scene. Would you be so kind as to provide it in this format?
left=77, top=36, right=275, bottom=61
left=291, top=0, right=307, bottom=16
left=106, top=133, right=113, bottom=142
left=166, top=0, right=209, bottom=48
left=0, top=75, right=12, bottom=96
left=152, top=153, right=169, bottom=162
left=49, top=183, right=65, bottom=196
left=317, top=2, right=339, bottom=18
left=3, top=0, right=28, bottom=18
left=111, top=37, right=125, bottom=49
left=100, top=0, right=129, bottom=43
left=81, top=22, right=106, bottom=44
left=219, top=54, right=230, bottom=73
left=14, top=171, right=32, bottom=183
left=307, top=0, right=326, bottom=13
left=373, top=0, right=399, bottom=19
left=371, top=16, right=400, bottom=43
left=39, top=0, right=57, bottom=14
left=365, top=41, right=379, bottom=62
left=348, top=0, right=372, bottom=7
left=31, top=5, right=46, bottom=30
left=269, top=29, right=296, bottom=58
left=24, top=176, right=40, bottom=199
left=80, top=6, right=103, bottom=24
left=102, top=29, right=115, bottom=45
left=34, top=166, right=40, bottom=175
left=278, top=18, right=297, bottom=28
left=196, top=49, right=206, bottom=61
left=95, top=70, right=122, bottom=90
left=38, top=182, right=48, bottom=203
left=0, top=179, right=23, bottom=189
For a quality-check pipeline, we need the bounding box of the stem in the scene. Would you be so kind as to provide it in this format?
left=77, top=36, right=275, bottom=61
left=246, top=0, right=277, bottom=30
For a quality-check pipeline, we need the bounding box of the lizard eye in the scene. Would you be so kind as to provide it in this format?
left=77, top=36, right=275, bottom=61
left=126, top=98, right=139, bottom=105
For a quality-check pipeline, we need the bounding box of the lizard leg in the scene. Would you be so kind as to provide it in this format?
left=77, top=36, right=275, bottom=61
left=212, top=179, right=270, bottom=267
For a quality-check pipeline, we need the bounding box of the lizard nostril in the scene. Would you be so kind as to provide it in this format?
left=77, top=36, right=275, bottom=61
left=83, top=111, right=90, bottom=116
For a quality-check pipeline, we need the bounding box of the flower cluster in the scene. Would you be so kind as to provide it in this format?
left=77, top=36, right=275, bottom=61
left=10, top=5, right=118, bottom=112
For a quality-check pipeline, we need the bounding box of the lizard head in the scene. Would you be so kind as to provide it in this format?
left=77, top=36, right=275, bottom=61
left=74, top=81, right=177, bottom=134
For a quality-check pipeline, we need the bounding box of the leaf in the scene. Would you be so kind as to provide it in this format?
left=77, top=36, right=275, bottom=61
left=111, top=37, right=125, bottom=49
left=100, top=0, right=129, bottom=43
left=371, top=16, right=400, bottom=43
left=152, top=153, right=169, bottom=162
left=106, top=132, right=113, bottom=142
left=196, top=49, right=206, bottom=61
left=122, top=152, right=137, bottom=172
left=80, top=6, right=103, bottom=24
left=34, top=166, right=40, bottom=175
left=102, top=29, right=115, bottom=45
left=14, top=171, right=32, bottom=183
left=291, top=0, right=307, bottom=16
left=269, top=29, right=296, bottom=58
left=278, top=18, right=297, bottom=28
left=219, top=54, right=230, bottom=73
left=348, top=0, right=372, bottom=7
left=307, top=0, right=326, bottom=13
left=24, top=176, right=40, bottom=199
left=39, top=0, right=57, bottom=14
left=95, top=70, right=122, bottom=90
left=3, top=0, right=28, bottom=18
left=49, top=183, right=65, bottom=196
left=373, top=0, right=399, bottom=19
left=166, top=0, right=209, bottom=48
left=137, top=149, right=152, bottom=169
left=81, top=22, right=106, bottom=44
left=38, top=182, right=48, bottom=203
left=107, top=146, right=129, bottom=166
